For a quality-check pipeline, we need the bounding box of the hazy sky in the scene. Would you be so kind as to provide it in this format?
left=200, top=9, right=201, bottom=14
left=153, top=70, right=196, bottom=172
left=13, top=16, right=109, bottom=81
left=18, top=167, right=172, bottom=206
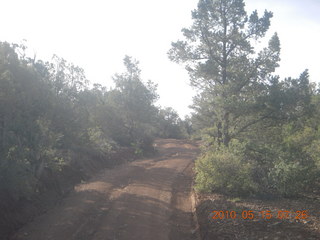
left=1, top=0, right=319, bottom=117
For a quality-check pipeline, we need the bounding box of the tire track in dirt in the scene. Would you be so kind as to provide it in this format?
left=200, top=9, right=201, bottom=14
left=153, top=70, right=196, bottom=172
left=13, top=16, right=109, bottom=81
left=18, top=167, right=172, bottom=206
left=10, top=139, right=200, bottom=240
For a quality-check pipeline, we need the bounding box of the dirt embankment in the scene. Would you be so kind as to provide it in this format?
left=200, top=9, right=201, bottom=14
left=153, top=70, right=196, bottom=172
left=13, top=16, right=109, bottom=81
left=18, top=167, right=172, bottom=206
left=8, top=139, right=200, bottom=240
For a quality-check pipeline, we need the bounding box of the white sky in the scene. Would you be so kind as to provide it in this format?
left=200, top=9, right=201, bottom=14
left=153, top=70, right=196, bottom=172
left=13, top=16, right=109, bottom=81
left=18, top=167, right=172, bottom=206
left=1, top=0, right=319, bottom=117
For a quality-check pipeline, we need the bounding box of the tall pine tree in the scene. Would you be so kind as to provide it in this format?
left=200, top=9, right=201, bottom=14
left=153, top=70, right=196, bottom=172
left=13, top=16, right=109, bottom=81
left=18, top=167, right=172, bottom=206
left=169, top=0, right=280, bottom=146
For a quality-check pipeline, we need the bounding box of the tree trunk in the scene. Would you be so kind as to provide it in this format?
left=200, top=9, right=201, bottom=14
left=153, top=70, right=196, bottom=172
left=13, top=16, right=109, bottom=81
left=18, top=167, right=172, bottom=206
left=0, top=116, right=5, bottom=152
left=217, top=121, right=223, bottom=146
left=223, top=112, right=230, bottom=146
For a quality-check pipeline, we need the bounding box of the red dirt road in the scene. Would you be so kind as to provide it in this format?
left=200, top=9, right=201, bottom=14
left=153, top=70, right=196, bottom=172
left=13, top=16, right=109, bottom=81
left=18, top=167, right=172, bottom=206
left=11, top=139, right=200, bottom=240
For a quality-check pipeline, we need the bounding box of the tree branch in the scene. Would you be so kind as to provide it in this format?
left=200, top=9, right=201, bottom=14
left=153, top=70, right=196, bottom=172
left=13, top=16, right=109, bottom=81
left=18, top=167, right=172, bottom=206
left=232, top=111, right=274, bottom=137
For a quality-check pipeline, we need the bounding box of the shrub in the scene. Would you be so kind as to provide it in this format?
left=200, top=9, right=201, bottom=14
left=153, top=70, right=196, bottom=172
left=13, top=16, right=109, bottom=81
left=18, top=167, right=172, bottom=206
left=268, top=156, right=319, bottom=197
left=195, top=140, right=258, bottom=196
left=195, top=135, right=320, bottom=198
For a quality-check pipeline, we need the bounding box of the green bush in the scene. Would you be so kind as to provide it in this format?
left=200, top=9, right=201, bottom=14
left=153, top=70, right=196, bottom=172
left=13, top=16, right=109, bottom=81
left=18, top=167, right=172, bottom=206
left=195, top=134, right=320, bottom=197
left=195, top=140, right=258, bottom=196
left=269, top=124, right=320, bottom=196
left=268, top=159, right=318, bottom=197
left=0, top=146, right=36, bottom=201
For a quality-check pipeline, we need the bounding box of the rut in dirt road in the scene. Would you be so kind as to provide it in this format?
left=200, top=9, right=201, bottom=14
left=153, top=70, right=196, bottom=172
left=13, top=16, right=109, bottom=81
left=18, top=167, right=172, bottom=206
left=11, top=139, right=200, bottom=240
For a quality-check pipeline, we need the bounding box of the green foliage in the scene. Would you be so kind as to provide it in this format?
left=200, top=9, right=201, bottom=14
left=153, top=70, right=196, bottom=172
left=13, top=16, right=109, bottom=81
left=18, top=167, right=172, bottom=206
left=172, top=0, right=320, bottom=198
left=269, top=160, right=317, bottom=197
left=195, top=128, right=320, bottom=197
left=169, top=0, right=279, bottom=146
left=87, top=127, right=114, bottom=154
left=106, top=56, right=159, bottom=147
left=0, top=43, right=165, bottom=203
left=131, top=142, right=144, bottom=156
left=195, top=140, right=258, bottom=196
left=156, top=107, right=185, bottom=139
left=268, top=121, right=320, bottom=196
left=0, top=145, right=36, bottom=200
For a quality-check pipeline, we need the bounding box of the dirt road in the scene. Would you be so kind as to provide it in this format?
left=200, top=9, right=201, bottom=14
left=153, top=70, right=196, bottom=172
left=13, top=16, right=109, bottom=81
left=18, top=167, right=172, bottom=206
left=11, top=139, right=200, bottom=240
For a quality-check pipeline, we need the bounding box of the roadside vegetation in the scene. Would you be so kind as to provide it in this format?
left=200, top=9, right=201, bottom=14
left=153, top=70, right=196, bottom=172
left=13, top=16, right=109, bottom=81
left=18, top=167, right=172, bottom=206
left=169, top=0, right=320, bottom=198
left=1, top=0, right=320, bottom=239
left=0, top=42, right=189, bottom=237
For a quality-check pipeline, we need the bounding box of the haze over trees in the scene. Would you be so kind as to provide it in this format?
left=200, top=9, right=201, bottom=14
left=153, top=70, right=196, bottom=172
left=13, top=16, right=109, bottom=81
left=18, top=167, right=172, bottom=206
left=169, top=0, right=320, bottom=197
left=1, top=3, right=320, bottom=237
left=0, top=42, right=188, bottom=207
